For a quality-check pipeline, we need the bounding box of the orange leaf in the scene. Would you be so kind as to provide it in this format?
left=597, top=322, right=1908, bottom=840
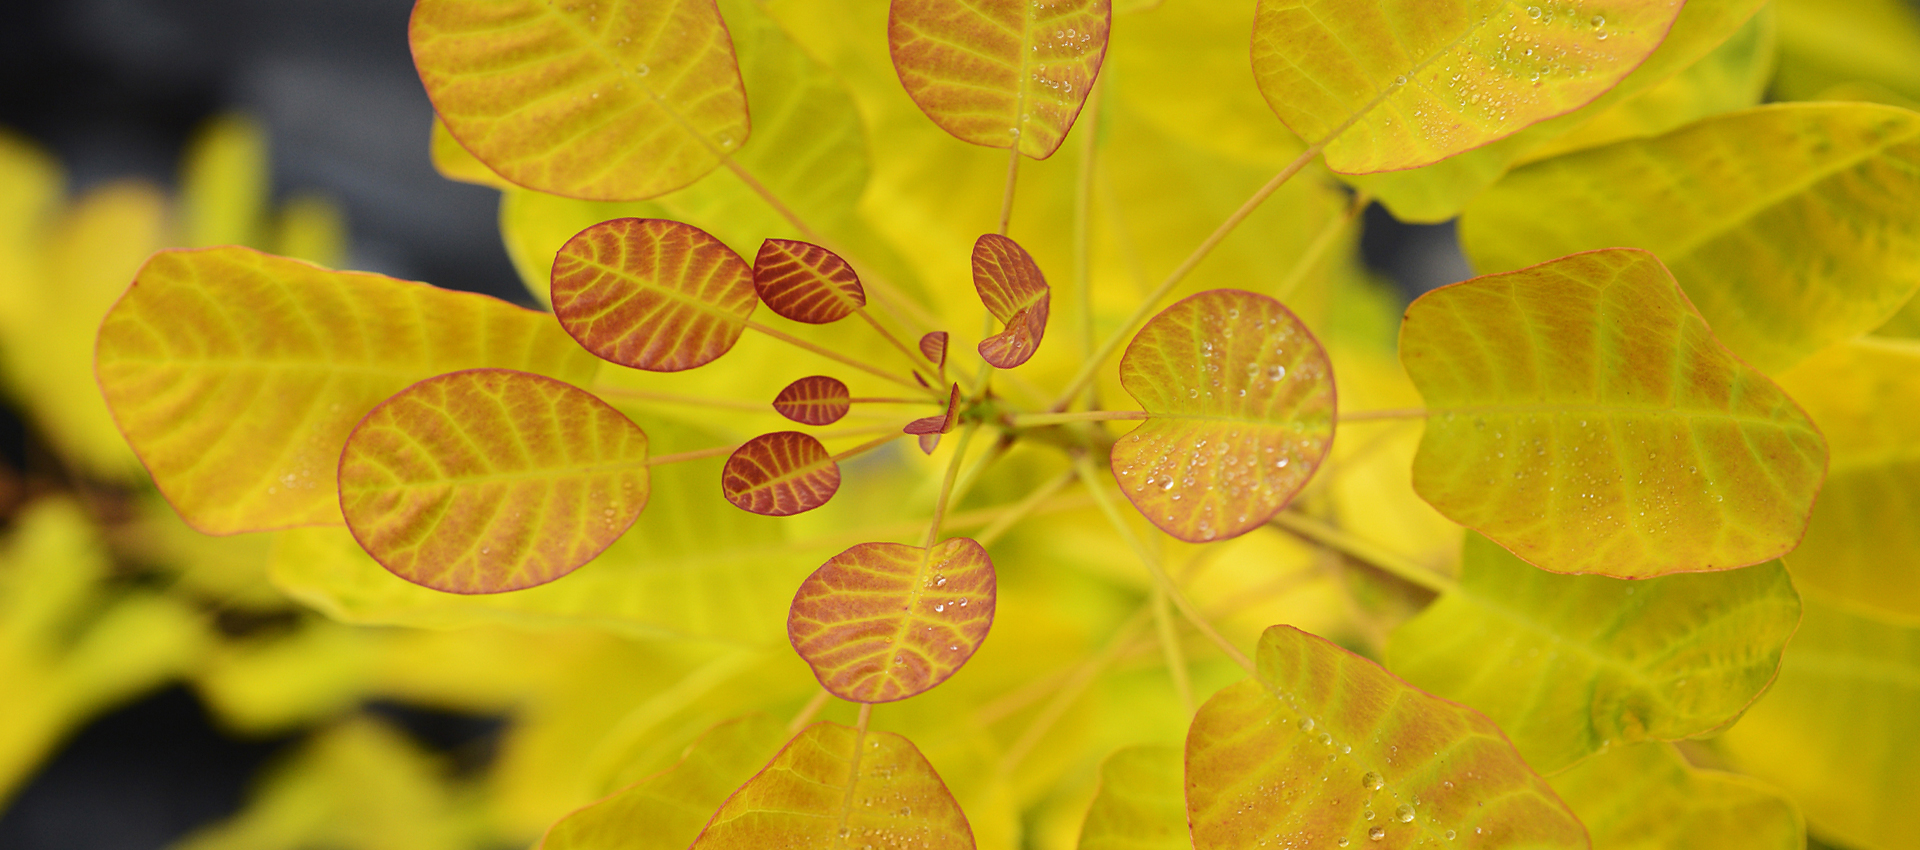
left=1186, top=626, right=1588, bottom=850
left=904, top=383, right=963, bottom=451
left=919, top=331, right=949, bottom=367
left=411, top=0, right=750, bottom=200
left=691, top=722, right=974, bottom=848
left=551, top=218, right=759, bottom=372
left=752, top=238, right=866, bottom=324
left=889, top=0, right=1111, bottom=159
left=787, top=538, right=995, bottom=703
left=338, top=368, right=650, bottom=594
left=720, top=431, right=841, bottom=516
left=972, top=234, right=1051, bottom=368
left=1112, top=290, right=1335, bottom=543
left=772, top=376, right=852, bottom=426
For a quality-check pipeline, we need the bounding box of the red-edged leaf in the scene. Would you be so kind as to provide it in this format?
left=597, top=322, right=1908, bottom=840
left=1112, top=290, right=1335, bottom=542
left=973, top=233, right=1051, bottom=368
left=751, top=238, right=866, bottom=324
left=771, top=375, right=851, bottom=426
left=338, top=368, right=650, bottom=594
left=919, top=331, right=949, bottom=369
left=788, top=538, right=996, bottom=703
left=720, top=431, right=840, bottom=516
left=551, top=218, right=758, bottom=372
left=904, top=383, right=963, bottom=435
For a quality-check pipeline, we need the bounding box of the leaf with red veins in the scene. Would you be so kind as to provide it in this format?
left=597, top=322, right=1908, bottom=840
left=751, top=238, right=866, bottom=324
left=772, top=375, right=852, bottom=426
left=551, top=218, right=758, bottom=372
left=904, top=384, right=962, bottom=435
left=972, top=234, right=1051, bottom=368
left=720, top=431, right=841, bottom=516
left=920, top=331, right=949, bottom=368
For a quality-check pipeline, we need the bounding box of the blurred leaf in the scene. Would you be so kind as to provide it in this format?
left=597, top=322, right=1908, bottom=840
left=541, top=714, right=787, bottom=850
left=1076, top=745, right=1185, bottom=850
left=179, top=113, right=268, bottom=249
left=1771, top=0, right=1920, bottom=103
left=788, top=538, right=995, bottom=702
left=1550, top=743, right=1803, bottom=850
left=270, top=193, right=349, bottom=269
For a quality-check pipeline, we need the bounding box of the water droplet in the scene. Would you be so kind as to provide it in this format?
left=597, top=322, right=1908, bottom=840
left=1527, top=5, right=1541, bottom=19
left=636, top=63, right=650, bottom=75
left=1338, top=839, right=1351, bottom=847
left=1396, top=804, right=1415, bottom=823
left=1394, top=74, right=1407, bottom=86
left=1363, top=771, right=1384, bottom=791
left=1445, top=829, right=1457, bottom=840
left=1364, top=809, right=1376, bottom=821
left=1189, top=388, right=1199, bottom=399
left=1318, top=732, right=1333, bottom=746
left=1590, top=14, right=1605, bottom=27
left=934, top=603, right=945, bottom=612
left=1369, top=826, right=1387, bottom=842
left=893, top=654, right=905, bottom=666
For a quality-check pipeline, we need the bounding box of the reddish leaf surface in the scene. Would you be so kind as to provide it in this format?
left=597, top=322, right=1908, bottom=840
left=1112, top=290, right=1335, bottom=542
left=772, top=375, right=851, bottom=426
left=919, top=331, right=949, bottom=367
left=973, top=234, right=1051, bottom=368
left=551, top=218, right=758, bottom=372
left=788, top=538, right=995, bottom=703
left=751, top=238, right=866, bottom=324
left=720, top=431, right=840, bottom=516
left=337, top=369, right=650, bottom=594
left=904, top=382, right=963, bottom=448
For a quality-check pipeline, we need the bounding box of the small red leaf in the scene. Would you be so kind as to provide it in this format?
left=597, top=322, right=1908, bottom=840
left=752, top=238, right=866, bottom=324
left=972, top=234, right=1050, bottom=368
left=772, top=376, right=852, bottom=426
left=788, top=538, right=996, bottom=703
left=904, top=384, right=962, bottom=435
left=721, top=432, right=841, bottom=516
left=919, top=331, right=949, bottom=367
left=551, top=218, right=758, bottom=372
left=917, top=433, right=942, bottom=455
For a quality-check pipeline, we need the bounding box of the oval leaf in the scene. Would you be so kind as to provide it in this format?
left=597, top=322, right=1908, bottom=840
left=720, top=431, right=840, bottom=516
left=1079, top=746, right=1187, bottom=850
left=1252, top=0, right=1685, bottom=174
left=551, top=218, right=759, bottom=372
left=1386, top=534, right=1801, bottom=773
left=1400, top=248, right=1828, bottom=577
left=752, top=238, right=866, bottom=324
left=338, top=368, right=651, bottom=594
left=973, top=234, right=1051, bottom=368
left=691, top=721, right=974, bottom=848
left=1459, top=103, right=1920, bottom=372
left=1187, top=625, right=1587, bottom=850
left=787, top=538, right=995, bottom=703
left=889, top=0, right=1111, bottom=159
left=1111, top=289, right=1335, bottom=543
left=1549, top=744, right=1804, bottom=850
left=96, top=247, right=599, bottom=534
left=772, top=375, right=852, bottom=426
left=541, top=714, right=788, bottom=850
left=411, top=0, right=750, bottom=201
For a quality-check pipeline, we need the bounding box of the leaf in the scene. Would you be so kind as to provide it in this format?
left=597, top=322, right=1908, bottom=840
left=787, top=538, right=995, bottom=703
left=972, top=234, right=1050, bottom=368
left=1186, top=625, right=1587, bottom=850
left=338, top=368, right=651, bottom=594
left=888, top=0, right=1111, bottom=159
left=1771, top=0, right=1920, bottom=103
left=772, top=375, right=852, bottom=426
left=752, top=238, right=866, bottom=324
left=179, top=113, right=268, bottom=249
left=1458, top=103, right=1920, bottom=373
left=1111, top=289, right=1335, bottom=543
left=1548, top=744, right=1803, bottom=850
left=1251, top=0, right=1686, bottom=174
left=690, top=721, right=975, bottom=848
left=919, top=332, right=948, bottom=368
left=1399, top=248, right=1827, bottom=578
left=541, top=714, right=788, bottom=850
left=1077, top=745, right=1187, bottom=850
left=720, top=431, right=841, bottom=516
left=905, top=383, right=962, bottom=436
left=1719, top=598, right=1920, bottom=850
left=1385, top=534, right=1800, bottom=773
left=1775, top=338, right=1920, bottom=622
left=428, top=115, right=515, bottom=191
left=410, top=0, right=750, bottom=201
left=551, top=218, right=760, bottom=372
left=96, top=246, right=599, bottom=534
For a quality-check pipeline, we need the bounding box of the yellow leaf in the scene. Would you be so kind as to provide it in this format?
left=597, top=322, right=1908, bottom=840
left=271, top=193, right=349, bottom=269
left=541, top=714, right=787, bottom=850
left=1076, top=745, right=1186, bottom=850
left=1771, top=0, right=1920, bottom=103
left=180, top=113, right=269, bottom=249
left=1549, top=744, right=1803, bottom=850
left=429, top=115, right=516, bottom=191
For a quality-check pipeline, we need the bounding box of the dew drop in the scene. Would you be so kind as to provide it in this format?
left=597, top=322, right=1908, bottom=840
left=1590, top=14, right=1605, bottom=27
left=1318, top=732, right=1333, bottom=746
left=1395, top=804, right=1415, bottom=823
left=636, top=63, right=650, bottom=75
left=1364, top=809, right=1375, bottom=821
left=1394, top=74, right=1407, bottom=86
left=1189, top=388, right=1199, bottom=399
left=893, top=654, right=905, bottom=666
left=1526, top=5, right=1541, bottom=18
left=1369, top=826, right=1387, bottom=842
left=1338, top=840, right=1350, bottom=847
left=1445, top=830, right=1457, bottom=841
left=1362, top=771, right=1384, bottom=791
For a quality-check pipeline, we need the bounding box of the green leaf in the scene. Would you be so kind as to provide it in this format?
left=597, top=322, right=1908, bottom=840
left=1399, top=248, right=1827, bottom=577
left=541, top=714, right=788, bottom=850
left=1077, top=745, right=1186, bottom=850
left=551, top=218, right=761, bottom=372
left=1252, top=0, right=1685, bottom=174
left=1549, top=744, right=1803, bottom=850
left=1459, top=103, right=1920, bottom=373
left=411, top=0, right=750, bottom=200
left=1386, top=534, right=1800, bottom=773
left=721, top=431, right=840, bottom=516
left=1719, top=599, right=1920, bottom=850
left=1186, top=626, right=1587, bottom=849
left=97, top=246, right=600, bottom=534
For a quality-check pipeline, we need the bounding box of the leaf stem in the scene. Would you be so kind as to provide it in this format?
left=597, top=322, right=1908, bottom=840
left=1073, top=78, right=1103, bottom=376
left=646, top=444, right=742, bottom=466
left=1008, top=409, right=1148, bottom=427
left=1267, top=512, right=1455, bottom=594
left=854, top=307, right=944, bottom=387
left=974, top=467, right=1078, bottom=547
left=746, top=320, right=933, bottom=394
left=922, top=423, right=982, bottom=548
left=1338, top=407, right=1428, bottom=422
left=1152, top=585, right=1196, bottom=718
left=998, top=144, right=1022, bottom=237
left=1273, top=189, right=1369, bottom=301
left=788, top=687, right=832, bottom=734
left=829, top=432, right=903, bottom=463
left=590, top=384, right=770, bottom=412
left=995, top=606, right=1153, bottom=776
left=849, top=396, right=939, bottom=405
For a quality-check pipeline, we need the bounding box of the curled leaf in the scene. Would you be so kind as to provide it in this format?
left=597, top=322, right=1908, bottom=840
left=720, top=431, right=840, bottom=516
left=551, top=218, right=759, bottom=372
left=904, top=383, right=963, bottom=436
left=1111, top=290, right=1335, bottom=543
left=338, top=368, right=650, bottom=594
left=919, top=331, right=949, bottom=367
left=751, top=238, right=866, bottom=324
left=972, top=234, right=1051, bottom=368
left=772, top=375, right=852, bottom=426
left=787, top=538, right=995, bottom=703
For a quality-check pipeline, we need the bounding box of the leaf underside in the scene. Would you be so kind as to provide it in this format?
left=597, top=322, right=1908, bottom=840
left=972, top=233, right=1051, bottom=369
left=720, top=431, right=841, bottom=516
left=551, top=218, right=759, bottom=372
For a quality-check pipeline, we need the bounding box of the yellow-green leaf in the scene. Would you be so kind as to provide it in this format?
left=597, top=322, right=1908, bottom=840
left=1186, top=626, right=1586, bottom=849
left=1771, top=0, right=1920, bottom=103
left=1549, top=744, right=1803, bottom=850
left=1251, top=0, right=1685, bottom=174
left=1776, top=338, right=1920, bottom=623
left=1400, top=248, right=1827, bottom=577
left=96, top=246, right=599, bottom=534
left=1077, top=745, right=1186, bottom=850
left=1386, top=534, right=1800, bottom=773
left=179, top=113, right=269, bottom=249
left=1459, top=103, right=1920, bottom=373
left=1719, top=599, right=1920, bottom=850
left=412, top=0, right=750, bottom=200
left=690, top=721, right=975, bottom=848
left=541, top=714, right=788, bottom=850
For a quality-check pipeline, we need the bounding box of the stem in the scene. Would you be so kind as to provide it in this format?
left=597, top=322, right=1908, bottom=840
left=996, top=607, right=1153, bottom=776
left=1152, top=585, right=1196, bottom=717
left=998, top=144, right=1022, bottom=237
left=974, top=468, right=1078, bottom=547
left=830, top=433, right=903, bottom=463
left=855, top=308, right=943, bottom=387
left=1339, top=407, right=1428, bottom=422
left=1267, top=511, right=1455, bottom=594
left=1048, top=143, right=1326, bottom=412
left=788, top=688, right=832, bottom=734
left=745, top=320, right=930, bottom=393
left=856, top=701, right=872, bottom=730
left=849, top=397, right=938, bottom=405
left=1073, top=78, right=1103, bottom=374
left=724, top=158, right=821, bottom=243
left=922, top=423, right=982, bottom=548
left=647, top=444, right=742, bottom=466
left=837, top=701, right=872, bottom=838
left=1009, top=409, right=1148, bottom=427
left=590, top=385, right=769, bottom=412
left=1273, top=190, right=1369, bottom=302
